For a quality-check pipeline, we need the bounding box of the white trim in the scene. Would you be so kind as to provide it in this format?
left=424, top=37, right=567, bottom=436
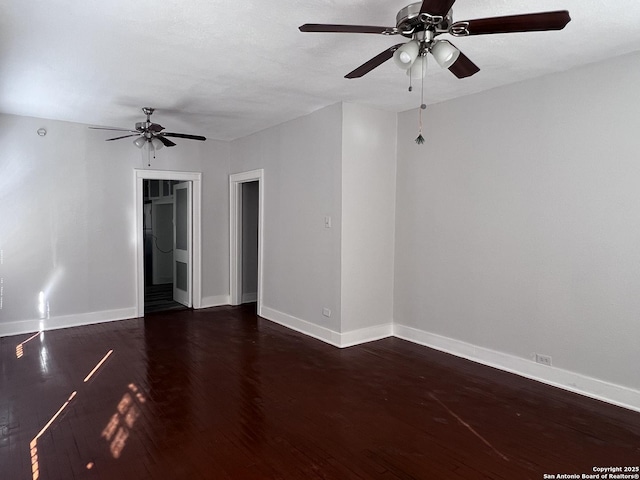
left=261, top=306, right=342, bottom=347
left=199, top=295, right=231, bottom=309
left=3, top=296, right=637, bottom=413
left=340, top=323, right=393, bottom=348
left=256, top=307, right=640, bottom=411
left=0, top=308, right=138, bottom=338
left=229, top=169, right=264, bottom=316
left=260, top=306, right=393, bottom=348
left=393, top=323, right=640, bottom=413
left=135, top=169, right=202, bottom=317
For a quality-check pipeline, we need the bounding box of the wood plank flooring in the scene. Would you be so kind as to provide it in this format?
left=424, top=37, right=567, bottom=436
left=144, top=284, right=188, bottom=314
left=1, top=304, right=639, bottom=479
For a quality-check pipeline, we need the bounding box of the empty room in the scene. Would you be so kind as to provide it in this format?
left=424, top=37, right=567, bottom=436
left=1, top=0, right=639, bottom=479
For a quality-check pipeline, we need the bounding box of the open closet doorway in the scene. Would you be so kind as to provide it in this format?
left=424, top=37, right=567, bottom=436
left=230, top=170, right=264, bottom=315
left=135, top=170, right=202, bottom=317
left=240, top=181, right=259, bottom=304
left=142, top=179, right=190, bottom=313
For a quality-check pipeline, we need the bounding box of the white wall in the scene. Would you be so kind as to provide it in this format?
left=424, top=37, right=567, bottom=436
left=0, top=113, right=230, bottom=335
left=6, top=54, right=640, bottom=410
left=341, top=103, right=397, bottom=334
left=394, top=52, right=640, bottom=408
left=230, top=104, right=343, bottom=333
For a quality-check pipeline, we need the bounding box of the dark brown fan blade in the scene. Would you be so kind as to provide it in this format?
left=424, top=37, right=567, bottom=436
left=89, top=126, right=139, bottom=133
left=420, top=0, right=456, bottom=16
left=299, top=24, right=396, bottom=34
left=447, top=46, right=480, bottom=78
left=162, top=132, right=206, bottom=141
left=451, top=10, right=571, bottom=36
left=148, top=123, right=165, bottom=133
left=106, top=134, right=140, bottom=141
left=156, top=135, right=177, bottom=147
left=345, top=44, right=403, bottom=79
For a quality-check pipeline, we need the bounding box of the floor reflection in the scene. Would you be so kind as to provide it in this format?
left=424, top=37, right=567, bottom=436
left=101, top=383, right=146, bottom=459
left=30, top=391, right=77, bottom=480
left=144, top=313, right=193, bottom=440
left=238, top=312, right=265, bottom=449
left=5, top=305, right=636, bottom=480
left=15, top=331, right=40, bottom=359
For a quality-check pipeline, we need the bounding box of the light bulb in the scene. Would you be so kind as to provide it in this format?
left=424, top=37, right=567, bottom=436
left=393, top=41, right=420, bottom=70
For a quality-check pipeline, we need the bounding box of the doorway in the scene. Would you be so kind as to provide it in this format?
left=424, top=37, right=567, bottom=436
left=135, top=169, right=202, bottom=317
left=240, top=181, right=259, bottom=304
left=142, top=179, right=188, bottom=313
left=229, top=170, right=264, bottom=315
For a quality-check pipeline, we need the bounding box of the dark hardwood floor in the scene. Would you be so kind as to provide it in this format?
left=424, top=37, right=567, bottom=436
left=144, top=284, right=188, bottom=314
left=1, top=304, right=639, bottom=479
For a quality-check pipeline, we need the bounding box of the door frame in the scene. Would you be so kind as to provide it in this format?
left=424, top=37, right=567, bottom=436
left=229, top=169, right=264, bottom=315
left=135, top=169, right=202, bottom=317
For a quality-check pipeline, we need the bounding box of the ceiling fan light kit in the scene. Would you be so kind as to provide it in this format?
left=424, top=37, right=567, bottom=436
left=407, top=55, right=428, bottom=79
left=431, top=40, right=460, bottom=69
left=299, top=0, right=571, bottom=144
left=133, top=136, right=147, bottom=148
left=393, top=40, right=420, bottom=69
left=89, top=107, right=206, bottom=164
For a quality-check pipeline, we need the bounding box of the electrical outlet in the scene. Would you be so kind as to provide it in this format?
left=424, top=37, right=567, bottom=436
left=322, top=308, right=331, bottom=318
left=535, top=354, right=552, bottom=366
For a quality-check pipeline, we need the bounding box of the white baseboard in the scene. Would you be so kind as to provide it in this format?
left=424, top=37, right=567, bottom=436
left=0, top=307, right=138, bottom=338
left=260, top=306, right=342, bottom=346
left=260, top=306, right=392, bottom=348
left=241, top=292, right=257, bottom=303
left=199, top=295, right=231, bottom=309
left=4, top=302, right=636, bottom=413
left=393, top=323, right=640, bottom=413
left=340, top=323, right=394, bottom=348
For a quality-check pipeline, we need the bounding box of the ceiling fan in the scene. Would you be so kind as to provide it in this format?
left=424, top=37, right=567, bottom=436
left=299, top=1, right=571, bottom=79
left=89, top=107, right=206, bottom=149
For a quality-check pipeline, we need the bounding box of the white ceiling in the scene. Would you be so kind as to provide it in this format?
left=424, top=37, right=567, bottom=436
left=2, top=0, right=640, bottom=141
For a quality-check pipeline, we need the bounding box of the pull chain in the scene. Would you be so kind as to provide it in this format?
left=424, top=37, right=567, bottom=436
left=415, top=59, right=426, bottom=145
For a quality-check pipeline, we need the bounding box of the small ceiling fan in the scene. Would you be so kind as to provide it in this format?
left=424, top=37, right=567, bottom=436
left=299, top=1, right=571, bottom=79
left=90, top=107, right=206, bottom=149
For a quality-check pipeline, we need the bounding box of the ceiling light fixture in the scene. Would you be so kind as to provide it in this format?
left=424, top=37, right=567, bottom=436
left=393, top=40, right=419, bottom=69
left=133, top=137, right=146, bottom=148
left=299, top=2, right=571, bottom=145
left=151, top=138, right=164, bottom=150
left=406, top=55, right=428, bottom=79
left=431, top=40, right=460, bottom=69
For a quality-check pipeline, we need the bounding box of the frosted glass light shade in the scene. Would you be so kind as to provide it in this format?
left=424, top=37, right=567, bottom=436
left=393, top=40, right=419, bottom=69
left=133, top=136, right=146, bottom=148
left=406, top=55, right=427, bottom=79
left=151, top=138, right=164, bottom=150
left=431, top=40, right=460, bottom=69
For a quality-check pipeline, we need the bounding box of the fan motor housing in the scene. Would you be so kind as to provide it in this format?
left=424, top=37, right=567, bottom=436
left=396, top=2, right=452, bottom=37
